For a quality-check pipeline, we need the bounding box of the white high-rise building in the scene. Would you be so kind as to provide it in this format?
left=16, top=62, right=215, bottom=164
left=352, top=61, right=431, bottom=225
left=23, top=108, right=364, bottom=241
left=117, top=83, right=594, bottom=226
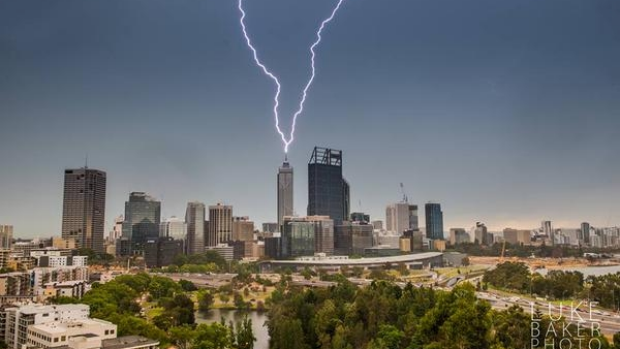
left=0, top=225, right=13, bottom=249
left=109, top=216, right=123, bottom=241
left=2, top=304, right=89, bottom=349
left=386, top=203, right=417, bottom=235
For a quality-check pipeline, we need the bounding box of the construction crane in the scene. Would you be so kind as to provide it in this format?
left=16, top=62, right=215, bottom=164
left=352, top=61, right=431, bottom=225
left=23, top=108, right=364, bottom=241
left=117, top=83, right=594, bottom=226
left=499, top=239, right=507, bottom=263
left=400, top=183, right=408, bottom=203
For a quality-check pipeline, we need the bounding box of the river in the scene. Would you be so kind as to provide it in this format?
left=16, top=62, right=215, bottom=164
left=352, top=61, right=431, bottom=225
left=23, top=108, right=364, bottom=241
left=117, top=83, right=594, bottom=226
left=195, top=309, right=269, bottom=349
left=536, top=264, right=620, bottom=277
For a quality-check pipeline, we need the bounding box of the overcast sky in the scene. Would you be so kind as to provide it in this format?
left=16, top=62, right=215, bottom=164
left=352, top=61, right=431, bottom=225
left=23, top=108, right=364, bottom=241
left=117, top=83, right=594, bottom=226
left=1, top=0, right=619, bottom=238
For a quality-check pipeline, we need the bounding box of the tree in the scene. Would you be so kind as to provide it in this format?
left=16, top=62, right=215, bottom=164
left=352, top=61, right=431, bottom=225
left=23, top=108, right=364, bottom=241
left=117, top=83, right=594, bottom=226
left=220, top=293, right=230, bottom=306
left=178, top=279, right=198, bottom=292
left=198, top=290, right=215, bottom=314
left=169, top=325, right=197, bottom=349
left=233, top=316, right=255, bottom=349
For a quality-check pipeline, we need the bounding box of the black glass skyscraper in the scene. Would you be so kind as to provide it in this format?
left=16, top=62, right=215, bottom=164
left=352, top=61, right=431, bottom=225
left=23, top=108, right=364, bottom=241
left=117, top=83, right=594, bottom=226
left=307, top=147, right=348, bottom=224
left=61, top=168, right=106, bottom=253
left=425, top=202, right=444, bottom=240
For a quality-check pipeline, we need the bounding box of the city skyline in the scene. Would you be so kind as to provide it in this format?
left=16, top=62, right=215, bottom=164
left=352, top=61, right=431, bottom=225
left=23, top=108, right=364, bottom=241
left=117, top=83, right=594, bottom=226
left=1, top=0, right=619, bottom=237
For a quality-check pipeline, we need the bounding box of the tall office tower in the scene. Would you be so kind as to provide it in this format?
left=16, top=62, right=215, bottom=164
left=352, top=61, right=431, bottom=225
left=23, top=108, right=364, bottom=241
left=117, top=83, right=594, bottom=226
left=122, top=192, right=161, bottom=255
left=342, top=179, right=350, bottom=222
left=309, top=215, right=335, bottom=255
left=0, top=225, right=13, bottom=249
left=160, top=216, right=187, bottom=241
left=232, top=216, right=254, bottom=242
left=185, top=202, right=206, bottom=255
left=449, top=228, right=469, bottom=245
left=277, top=159, right=294, bottom=231
left=580, top=222, right=591, bottom=244
left=386, top=203, right=416, bottom=235
left=425, top=202, right=444, bottom=240
left=408, top=205, right=419, bottom=230
left=109, top=215, right=123, bottom=241
left=61, top=168, right=107, bottom=253
left=209, top=204, right=233, bottom=246
left=307, top=147, right=348, bottom=224
left=474, top=222, right=490, bottom=245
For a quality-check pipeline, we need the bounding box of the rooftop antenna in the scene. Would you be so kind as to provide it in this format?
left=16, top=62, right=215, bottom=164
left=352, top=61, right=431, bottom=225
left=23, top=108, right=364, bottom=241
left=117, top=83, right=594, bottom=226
left=85, top=154, right=89, bottom=169
left=400, top=183, right=408, bottom=203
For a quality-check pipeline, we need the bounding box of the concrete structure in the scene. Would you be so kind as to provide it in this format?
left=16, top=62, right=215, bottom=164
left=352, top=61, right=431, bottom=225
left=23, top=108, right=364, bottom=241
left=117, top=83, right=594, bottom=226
left=2, top=304, right=90, bottom=349
left=27, top=318, right=116, bottom=349
left=185, top=202, right=206, bottom=254
left=449, top=228, right=469, bottom=245
left=206, top=244, right=233, bottom=261
left=208, top=204, right=233, bottom=246
left=0, top=226, right=13, bottom=250
left=231, top=217, right=254, bottom=242
left=503, top=228, right=532, bottom=246
left=122, top=192, right=161, bottom=256
left=371, top=221, right=383, bottom=231
left=61, top=168, right=106, bottom=253
left=474, top=222, right=491, bottom=245
left=108, top=216, right=124, bottom=242
left=259, top=252, right=444, bottom=272
left=386, top=203, right=417, bottom=235
left=277, top=160, right=294, bottom=231
left=0, top=271, right=32, bottom=298
left=32, top=267, right=89, bottom=295
left=52, top=238, right=77, bottom=250
left=42, top=280, right=88, bottom=300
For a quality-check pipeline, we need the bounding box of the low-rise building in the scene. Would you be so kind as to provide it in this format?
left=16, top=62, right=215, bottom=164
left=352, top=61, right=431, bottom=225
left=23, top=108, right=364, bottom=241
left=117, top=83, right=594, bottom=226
left=27, top=319, right=117, bottom=349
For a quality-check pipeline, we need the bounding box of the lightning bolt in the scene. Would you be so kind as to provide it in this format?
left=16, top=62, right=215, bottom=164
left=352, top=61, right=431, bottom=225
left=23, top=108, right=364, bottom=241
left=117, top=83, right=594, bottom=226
left=238, top=0, right=346, bottom=153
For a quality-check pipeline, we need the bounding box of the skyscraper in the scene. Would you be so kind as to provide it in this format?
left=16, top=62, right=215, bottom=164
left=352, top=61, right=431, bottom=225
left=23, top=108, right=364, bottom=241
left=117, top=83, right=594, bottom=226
left=232, top=216, right=254, bottom=242
left=122, top=192, right=160, bottom=255
left=185, top=202, right=206, bottom=255
left=208, top=204, right=233, bottom=246
left=386, top=203, right=417, bottom=235
left=277, top=159, right=294, bottom=231
left=160, top=216, right=187, bottom=241
left=307, top=147, right=348, bottom=224
left=580, top=222, right=591, bottom=245
left=61, top=168, right=106, bottom=252
left=0, top=225, right=13, bottom=249
left=425, top=202, right=444, bottom=240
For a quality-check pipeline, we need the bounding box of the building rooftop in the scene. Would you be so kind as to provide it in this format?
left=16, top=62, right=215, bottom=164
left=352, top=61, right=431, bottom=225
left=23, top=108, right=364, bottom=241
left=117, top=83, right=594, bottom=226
left=30, top=319, right=114, bottom=334
left=102, top=336, right=159, bottom=349
left=265, top=252, right=443, bottom=266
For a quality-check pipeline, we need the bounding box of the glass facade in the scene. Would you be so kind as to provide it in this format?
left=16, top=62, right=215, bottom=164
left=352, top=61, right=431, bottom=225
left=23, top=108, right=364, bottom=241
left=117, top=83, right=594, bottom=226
left=281, top=221, right=315, bottom=259
left=425, top=203, right=444, bottom=240
left=123, top=192, right=161, bottom=255
left=307, top=147, right=347, bottom=224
